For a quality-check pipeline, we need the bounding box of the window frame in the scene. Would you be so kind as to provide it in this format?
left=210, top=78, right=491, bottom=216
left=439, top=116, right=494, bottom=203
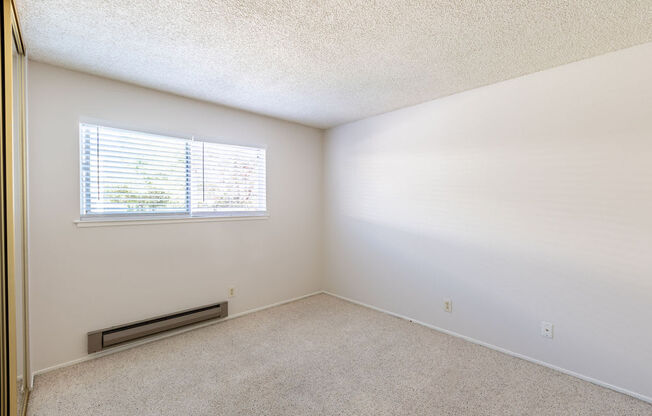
left=77, top=120, right=269, bottom=224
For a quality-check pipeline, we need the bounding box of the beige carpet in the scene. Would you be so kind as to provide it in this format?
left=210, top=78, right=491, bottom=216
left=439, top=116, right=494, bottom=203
left=28, top=294, right=652, bottom=415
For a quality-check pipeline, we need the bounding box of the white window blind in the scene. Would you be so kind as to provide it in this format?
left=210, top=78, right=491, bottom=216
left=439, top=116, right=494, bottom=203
left=80, top=123, right=266, bottom=219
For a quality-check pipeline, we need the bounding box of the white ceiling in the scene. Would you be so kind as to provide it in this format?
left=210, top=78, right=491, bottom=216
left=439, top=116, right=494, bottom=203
left=16, top=1, right=652, bottom=128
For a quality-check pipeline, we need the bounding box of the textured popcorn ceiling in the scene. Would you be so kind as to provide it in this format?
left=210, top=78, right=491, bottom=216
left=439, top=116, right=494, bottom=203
left=16, top=1, right=652, bottom=128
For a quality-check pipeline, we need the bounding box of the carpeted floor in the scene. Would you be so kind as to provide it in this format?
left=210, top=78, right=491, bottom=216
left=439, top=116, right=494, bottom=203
left=28, top=294, right=652, bottom=415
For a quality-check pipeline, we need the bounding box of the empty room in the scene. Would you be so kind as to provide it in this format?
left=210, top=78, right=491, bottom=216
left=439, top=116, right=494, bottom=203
left=1, top=0, right=651, bottom=415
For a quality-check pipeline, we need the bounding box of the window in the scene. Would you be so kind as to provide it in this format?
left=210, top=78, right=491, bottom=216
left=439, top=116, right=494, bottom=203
left=80, top=123, right=266, bottom=220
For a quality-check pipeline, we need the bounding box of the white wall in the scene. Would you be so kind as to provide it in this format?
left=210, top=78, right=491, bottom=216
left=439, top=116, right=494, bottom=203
left=28, top=62, right=324, bottom=372
left=324, top=42, right=652, bottom=400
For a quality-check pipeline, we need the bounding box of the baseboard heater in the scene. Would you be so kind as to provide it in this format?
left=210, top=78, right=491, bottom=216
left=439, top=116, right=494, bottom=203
left=87, top=301, right=228, bottom=354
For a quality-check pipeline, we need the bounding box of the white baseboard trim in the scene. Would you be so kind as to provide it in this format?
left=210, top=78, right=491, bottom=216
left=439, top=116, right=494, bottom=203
left=31, top=289, right=652, bottom=405
left=32, top=291, right=323, bottom=378
left=323, top=291, right=652, bottom=405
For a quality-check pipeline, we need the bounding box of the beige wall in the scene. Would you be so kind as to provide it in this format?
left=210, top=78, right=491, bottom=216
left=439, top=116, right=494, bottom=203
left=324, top=43, right=652, bottom=400
left=28, top=62, right=324, bottom=372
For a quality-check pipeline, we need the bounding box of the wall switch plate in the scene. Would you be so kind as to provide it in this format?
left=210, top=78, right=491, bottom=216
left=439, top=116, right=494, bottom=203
left=443, top=298, right=452, bottom=313
left=541, top=321, right=553, bottom=338
left=228, top=287, right=236, bottom=298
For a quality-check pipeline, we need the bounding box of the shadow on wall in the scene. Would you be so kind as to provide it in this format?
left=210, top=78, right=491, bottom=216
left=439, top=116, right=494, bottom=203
left=325, top=214, right=652, bottom=398
left=333, top=144, right=652, bottom=279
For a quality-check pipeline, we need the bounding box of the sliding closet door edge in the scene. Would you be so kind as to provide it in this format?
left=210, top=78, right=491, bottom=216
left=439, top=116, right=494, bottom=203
left=2, top=0, right=26, bottom=413
left=18, top=51, right=27, bottom=393
left=1, top=0, right=17, bottom=414
left=0, top=2, right=7, bottom=409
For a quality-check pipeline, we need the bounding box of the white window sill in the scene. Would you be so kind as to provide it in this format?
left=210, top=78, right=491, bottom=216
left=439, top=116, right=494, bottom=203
left=75, top=214, right=269, bottom=228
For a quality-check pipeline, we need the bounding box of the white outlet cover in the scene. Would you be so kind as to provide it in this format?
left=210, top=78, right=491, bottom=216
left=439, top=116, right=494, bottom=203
left=443, top=298, right=452, bottom=313
left=541, top=321, right=554, bottom=339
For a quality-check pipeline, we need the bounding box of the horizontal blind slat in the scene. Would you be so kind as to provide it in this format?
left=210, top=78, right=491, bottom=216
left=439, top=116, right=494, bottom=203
left=81, top=123, right=266, bottom=217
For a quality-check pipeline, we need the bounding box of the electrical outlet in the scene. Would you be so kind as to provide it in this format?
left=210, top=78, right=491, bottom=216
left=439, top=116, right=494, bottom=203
left=443, top=298, right=452, bottom=313
left=228, top=287, right=236, bottom=298
left=541, top=321, right=553, bottom=339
